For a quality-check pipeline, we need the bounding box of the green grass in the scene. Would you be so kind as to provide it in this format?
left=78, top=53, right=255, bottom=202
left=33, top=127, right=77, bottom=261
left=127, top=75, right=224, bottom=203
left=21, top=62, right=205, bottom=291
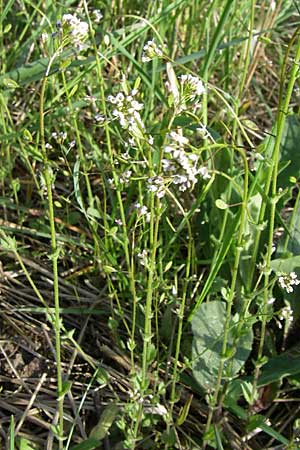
left=1, top=1, right=300, bottom=449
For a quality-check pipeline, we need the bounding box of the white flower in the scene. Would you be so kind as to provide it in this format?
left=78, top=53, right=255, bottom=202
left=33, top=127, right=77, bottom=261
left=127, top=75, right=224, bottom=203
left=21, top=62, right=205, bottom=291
left=147, top=176, right=165, bottom=198
left=279, top=304, right=293, bottom=323
left=197, top=124, right=211, bottom=139
left=278, top=272, right=300, bottom=293
left=169, top=130, right=189, bottom=146
left=61, top=14, right=89, bottom=46
left=138, top=249, right=148, bottom=266
left=141, top=39, right=164, bottom=62
left=108, top=86, right=145, bottom=139
left=95, top=113, right=105, bottom=123
left=180, top=74, right=205, bottom=96
left=135, top=203, right=149, bottom=216
left=93, top=9, right=103, bottom=24
left=198, top=166, right=211, bottom=180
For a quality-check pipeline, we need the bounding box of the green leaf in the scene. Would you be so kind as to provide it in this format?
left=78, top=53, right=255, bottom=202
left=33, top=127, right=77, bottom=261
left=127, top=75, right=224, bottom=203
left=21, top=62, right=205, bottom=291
left=73, top=158, right=85, bottom=213
left=2, top=77, right=19, bottom=88
left=16, top=437, right=40, bottom=450
left=58, top=380, right=72, bottom=400
left=4, top=23, right=12, bottom=34
left=189, top=211, right=241, bottom=321
left=70, top=438, right=101, bottom=450
left=191, top=301, right=253, bottom=391
left=270, top=255, right=300, bottom=274
left=278, top=114, right=300, bottom=188
left=89, top=404, right=119, bottom=440
left=256, top=345, right=300, bottom=387
left=87, top=207, right=101, bottom=219
left=215, top=199, right=228, bottom=210
left=239, top=193, right=262, bottom=285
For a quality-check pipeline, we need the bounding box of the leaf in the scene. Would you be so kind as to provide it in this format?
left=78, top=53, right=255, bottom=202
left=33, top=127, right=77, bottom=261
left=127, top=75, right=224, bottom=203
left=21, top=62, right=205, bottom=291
left=277, top=203, right=300, bottom=258
left=215, top=199, right=228, bottom=210
left=70, top=438, right=101, bottom=450
left=73, top=158, right=85, bottom=213
left=191, top=301, right=253, bottom=391
left=239, top=193, right=262, bottom=285
left=278, top=114, right=300, bottom=188
left=2, top=77, right=19, bottom=88
left=87, top=207, right=101, bottom=219
left=256, top=344, right=300, bottom=387
left=189, top=210, right=241, bottom=321
left=58, top=380, right=72, bottom=400
left=16, top=437, right=40, bottom=450
left=270, top=255, right=300, bottom=274
left=89, top=404, right=119, bottom=440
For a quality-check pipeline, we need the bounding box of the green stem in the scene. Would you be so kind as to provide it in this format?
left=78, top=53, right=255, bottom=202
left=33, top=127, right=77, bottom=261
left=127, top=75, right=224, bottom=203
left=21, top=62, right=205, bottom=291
left=246, top=28, right=300, bottom=292
left=251, top=27, right=300, bottom=402
left=203, top=147, right=249, bottom=448
left=40, top=65, right=64, bottom=448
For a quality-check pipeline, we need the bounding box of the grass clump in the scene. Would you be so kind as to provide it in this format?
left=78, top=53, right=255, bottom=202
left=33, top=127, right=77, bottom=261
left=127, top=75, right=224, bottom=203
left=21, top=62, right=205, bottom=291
left=1, top=1, right=300, bottom=449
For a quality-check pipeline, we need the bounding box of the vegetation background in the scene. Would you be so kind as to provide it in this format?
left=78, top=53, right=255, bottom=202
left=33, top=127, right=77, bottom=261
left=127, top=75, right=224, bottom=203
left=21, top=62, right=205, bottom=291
left=1, top=0, right=300, bottom=449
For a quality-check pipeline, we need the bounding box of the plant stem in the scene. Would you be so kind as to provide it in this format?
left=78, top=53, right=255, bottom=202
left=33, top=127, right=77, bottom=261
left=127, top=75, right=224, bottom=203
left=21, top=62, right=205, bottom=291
left=203, top=147, right=249, bottom=448
left=251, top=26, right=300, bottom=402
left=39, top=63, right=64, bottom=448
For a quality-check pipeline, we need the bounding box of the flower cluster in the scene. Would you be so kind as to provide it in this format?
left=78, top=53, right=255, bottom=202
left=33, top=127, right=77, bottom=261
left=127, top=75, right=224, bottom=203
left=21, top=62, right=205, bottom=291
left=107, top=89, right=145, bottom=140
left=165, top=74, right=205, bottom=111
left=147, top=176, right=165, bottom=198
left=59, top=14, right=89, bottom=47
left=142, top=40, right=164, bottom=62
left=135, top=203, right=150, bottom=222
left=180, top=74, right=205, bottom=98
left=161, top=129, right=210, bottom=192
left=278, top=272, right=300, bottom=293
left=92, top=9, right=103, bottom=24
left=279, top=304, right=293, bottom=326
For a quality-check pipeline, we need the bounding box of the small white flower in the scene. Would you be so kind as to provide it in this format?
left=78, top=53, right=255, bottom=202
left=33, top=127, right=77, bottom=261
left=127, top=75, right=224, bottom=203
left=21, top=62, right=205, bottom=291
left=92, top=9, right=103, bottom=24
left=169, top=130, right=189, bottom=146
left=138, top=249, right=148, bottom=266
left=198, top=166, right=211, bottom=180
left=180, top=74, right=205, bottom=97
left=197, top=124, right=210, bottom=139
left=279, top=304, right=293, bottom=323
left=148, top=135, right=154, bottom=145
left=142, top=39, right=164, bottom=62
left=278, top=272, right=300, bottom=293
left=61, top=13, right=89, bottom=46
left=95, top=113, right=105, bottom=123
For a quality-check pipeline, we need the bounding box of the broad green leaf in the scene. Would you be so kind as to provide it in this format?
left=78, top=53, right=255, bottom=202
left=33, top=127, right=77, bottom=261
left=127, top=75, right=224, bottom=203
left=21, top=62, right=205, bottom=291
left=278, top=114, right=300, bottom=188
left=277, top=203, right=300, bottom=258
left=270, top=255, right=300, bottom=274
left=70, top=438, right=101, bottom=450
left=89, top=404, right=119, bottom=440
left=191, top=301, right=253, bottom=391
left=189, top=211, right=241, bottom=321
left=256, top=344, right=300, bottom=387
left=225, top=400, right=289, bottom=445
